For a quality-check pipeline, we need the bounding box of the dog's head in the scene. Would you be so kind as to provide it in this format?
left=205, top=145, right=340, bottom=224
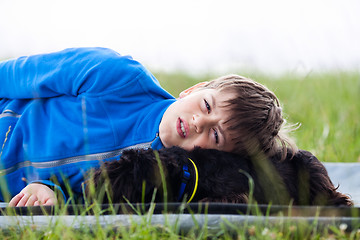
left=86, top=146, right=250, bottom=204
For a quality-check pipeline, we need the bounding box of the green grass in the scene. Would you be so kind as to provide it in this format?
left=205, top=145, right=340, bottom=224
left=1, top=70, right=360, bottom=239
left=157, top=70, right=360, bottom=162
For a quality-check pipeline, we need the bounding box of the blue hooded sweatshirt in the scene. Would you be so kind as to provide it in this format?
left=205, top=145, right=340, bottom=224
left=0, top=47, right=176, bottom=201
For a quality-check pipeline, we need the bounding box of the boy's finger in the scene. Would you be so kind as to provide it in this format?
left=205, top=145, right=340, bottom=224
left=43, top=197, right=57, bottom=206
left=34, top=200, right=40, bottom=206
left=25, top=195, right=38, bottom=206
left=8, top=192, right=24, bottom=207
left=16, top=193, right=30, bottom=207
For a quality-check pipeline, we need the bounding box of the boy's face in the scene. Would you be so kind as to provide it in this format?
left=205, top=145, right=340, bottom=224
left=159, top=86, right=235, bottom=152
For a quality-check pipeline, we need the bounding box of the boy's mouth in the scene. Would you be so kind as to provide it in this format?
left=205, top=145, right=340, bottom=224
left=177, top=118, right=188, bottom=138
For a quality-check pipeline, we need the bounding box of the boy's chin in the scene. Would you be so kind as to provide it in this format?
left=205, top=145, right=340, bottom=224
left=164, top=142, right=190, bottom=150
left=175, top=144, right=195, bottom=151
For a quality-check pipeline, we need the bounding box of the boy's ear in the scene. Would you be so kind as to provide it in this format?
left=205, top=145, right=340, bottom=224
left=179, top=82, right=208, bottom=99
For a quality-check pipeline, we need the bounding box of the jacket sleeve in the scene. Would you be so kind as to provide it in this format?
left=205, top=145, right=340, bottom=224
left=0, top=47, right=143, bottom=99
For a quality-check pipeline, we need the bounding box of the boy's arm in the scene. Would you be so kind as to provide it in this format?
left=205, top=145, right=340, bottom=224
left=0, top=47, right=142, bottom=99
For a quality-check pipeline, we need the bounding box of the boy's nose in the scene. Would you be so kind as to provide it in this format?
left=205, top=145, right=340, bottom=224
left=192, top=114, right=207, bottom=133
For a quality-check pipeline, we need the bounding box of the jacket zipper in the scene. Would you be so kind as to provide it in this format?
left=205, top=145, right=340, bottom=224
left=0, top=134, right=159, bottom=176
left=0, top=110, right=21, bottom=118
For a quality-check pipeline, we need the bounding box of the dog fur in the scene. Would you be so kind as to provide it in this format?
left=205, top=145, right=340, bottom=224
left=87, top=146, right=353, bottom=206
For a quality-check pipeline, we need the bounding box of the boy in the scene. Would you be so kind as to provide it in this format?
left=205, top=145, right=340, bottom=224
left=0, top=47, right=294, bottom=206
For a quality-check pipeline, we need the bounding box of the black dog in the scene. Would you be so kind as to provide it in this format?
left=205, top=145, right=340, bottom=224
left=86, top=146, right=353, bottom=206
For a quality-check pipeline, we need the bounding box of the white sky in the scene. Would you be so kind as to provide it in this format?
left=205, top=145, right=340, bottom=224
left=0, top=0, right=359, bottom=74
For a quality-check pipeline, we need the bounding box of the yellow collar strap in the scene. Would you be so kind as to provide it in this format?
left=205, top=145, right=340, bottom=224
left=186, top=158, right=199, bottom=203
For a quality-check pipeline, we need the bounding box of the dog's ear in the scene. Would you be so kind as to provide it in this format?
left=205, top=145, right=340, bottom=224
left=295, top=150, right=353, bottom=206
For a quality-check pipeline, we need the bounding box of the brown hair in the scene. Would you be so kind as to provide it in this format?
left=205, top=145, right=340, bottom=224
left=200, top=74, right=297, bottom=160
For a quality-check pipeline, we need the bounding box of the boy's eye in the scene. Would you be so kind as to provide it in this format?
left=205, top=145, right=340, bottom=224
left=204, top=99, right=211, bottom=113
left=213, top=129, right=219, bottom=144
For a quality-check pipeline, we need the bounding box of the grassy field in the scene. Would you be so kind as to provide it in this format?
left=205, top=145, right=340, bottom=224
left=1, top=71, right=360, bottom=239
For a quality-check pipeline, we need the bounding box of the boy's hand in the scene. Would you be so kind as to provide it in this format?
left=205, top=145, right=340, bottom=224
left=8, top=183, right=57, bottom=207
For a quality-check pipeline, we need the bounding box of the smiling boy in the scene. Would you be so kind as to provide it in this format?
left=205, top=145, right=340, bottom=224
left=160, top=86, right=236, bottom=152
left=0, top=47, right=294, bottom=206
